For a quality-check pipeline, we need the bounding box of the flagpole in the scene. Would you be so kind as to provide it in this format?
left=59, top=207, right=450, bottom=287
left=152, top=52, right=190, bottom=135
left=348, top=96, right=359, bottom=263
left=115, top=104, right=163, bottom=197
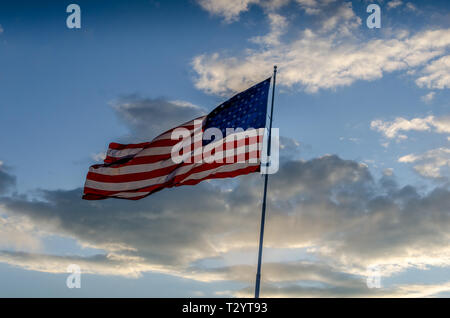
left=255, top=65, right=277, bottom=299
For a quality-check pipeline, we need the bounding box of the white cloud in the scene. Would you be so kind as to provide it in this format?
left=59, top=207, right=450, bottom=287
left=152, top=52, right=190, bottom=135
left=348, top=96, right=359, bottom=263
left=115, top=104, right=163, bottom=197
left=398, top=147, right=450, bottom=179
left=433, top=116, right=450, bottom=134
left=0, top=250, right=159, bottom=278
left=193, top=1, right=448, bottom=95
left=0, top=212, right=44, bottom=251
left=416, top=55, right=450, bottom=90
left=387, top=0, right=403, bottom=10
left=196, top=0, right=332, bottom=22
left=320, top=2, right=361, bottom=35
left=91, top=152, right=106, bottom=162
left=295, top=0, right=332, bottom=15
left=370, top=115, right=450, bottom=141
left=192, top=18, right=450, bottom=95
left=383, top=168, right=394, bottom=176
left=421, top=91, right=435, bottom=103
left=405, top=2, right=417, bottom=12
left=197, top=0, right=260, bottom=22
left=371, top=115, right=433, bottom=140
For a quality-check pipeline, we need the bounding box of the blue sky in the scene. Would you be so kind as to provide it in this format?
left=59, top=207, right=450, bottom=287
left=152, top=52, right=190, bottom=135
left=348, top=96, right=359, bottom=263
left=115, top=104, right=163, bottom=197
left=0, top=0, right=450, bottom=297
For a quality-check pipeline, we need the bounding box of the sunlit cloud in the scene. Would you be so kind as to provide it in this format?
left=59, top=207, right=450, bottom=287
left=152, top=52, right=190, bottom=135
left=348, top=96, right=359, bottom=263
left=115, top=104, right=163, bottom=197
left=399, top=147, right=450, bottom=179
left=370, top=115, right=450, bottom=141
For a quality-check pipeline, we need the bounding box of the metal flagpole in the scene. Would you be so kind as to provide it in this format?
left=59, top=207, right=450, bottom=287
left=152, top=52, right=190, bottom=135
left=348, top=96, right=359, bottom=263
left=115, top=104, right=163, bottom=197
left=255, top=65, right=277, bottom=299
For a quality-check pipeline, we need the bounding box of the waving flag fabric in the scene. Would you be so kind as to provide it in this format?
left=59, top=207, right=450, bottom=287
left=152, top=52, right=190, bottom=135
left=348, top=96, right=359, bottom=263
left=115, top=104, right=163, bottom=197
left=83, top=78, right=271, bottom=200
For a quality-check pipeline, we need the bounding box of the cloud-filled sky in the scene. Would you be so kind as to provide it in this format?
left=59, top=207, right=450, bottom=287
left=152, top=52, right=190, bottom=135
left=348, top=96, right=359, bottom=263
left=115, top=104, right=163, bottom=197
left=0, top=0, right=449, bottom=297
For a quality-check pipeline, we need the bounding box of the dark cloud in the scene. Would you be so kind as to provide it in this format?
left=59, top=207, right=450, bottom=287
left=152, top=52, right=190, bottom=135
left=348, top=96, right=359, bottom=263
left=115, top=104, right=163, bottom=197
left=0, top=184, right=231, bottom=267
left=112, top=95, right=205, bottom=141
left=0, top=164, right=16, bottom=195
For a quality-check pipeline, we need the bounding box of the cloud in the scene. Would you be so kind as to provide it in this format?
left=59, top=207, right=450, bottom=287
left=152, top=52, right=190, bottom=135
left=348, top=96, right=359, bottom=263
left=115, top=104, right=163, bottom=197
left=192, top=18, right=450, bottom=95
left=421, top=91, right=435, bottom=103
left=319, top=1, right=361, bottom=35
left=433, top=116, right=450, bottom=134
left=0, top=162, right=16, bottom=195
left=387, top=0, right=403, bottom=10
left=0, top=250, right=154, bottom=278
left=112, top=96, right=205, bottom=141
left=250, top=13, right=288, bottom=46
left=405, top=2, right=418, bottom=12
left=294, top=0, right=347, bottom=16
left=192, top=0, right=450, bottom=96
left=196, top=0, right=260, bottom=22
left=399, top=147, right=450, bottom=179
left=416, top=55, right=450, bottom=90
left=383, top=168, right=394, bottom=176
left=370, top=115, right=450, bottom=141
left=91, top=152, right=106, bottom=162
left=279, top=136, right=302, bottom=160
left=196, top=0, right=291, bottom=22
left=0, top=213, right=44, bottom=251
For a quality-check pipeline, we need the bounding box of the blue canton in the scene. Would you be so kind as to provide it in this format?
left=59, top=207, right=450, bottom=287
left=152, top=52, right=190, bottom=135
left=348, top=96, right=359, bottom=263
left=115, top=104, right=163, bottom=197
left=203, top=78, right=271, bottom=146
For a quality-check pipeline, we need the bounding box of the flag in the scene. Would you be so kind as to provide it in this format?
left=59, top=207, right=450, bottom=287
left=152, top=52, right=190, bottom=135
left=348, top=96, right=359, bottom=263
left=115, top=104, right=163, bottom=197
left=83, top=78, right=271, bottom=200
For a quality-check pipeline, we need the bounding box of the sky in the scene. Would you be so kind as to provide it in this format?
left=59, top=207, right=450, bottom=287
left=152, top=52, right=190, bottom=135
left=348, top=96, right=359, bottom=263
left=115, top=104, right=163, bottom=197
left=0, top=0, right=449, bottom=297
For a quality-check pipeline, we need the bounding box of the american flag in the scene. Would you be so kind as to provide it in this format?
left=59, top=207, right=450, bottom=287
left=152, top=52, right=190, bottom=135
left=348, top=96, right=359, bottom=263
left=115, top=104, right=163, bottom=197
left=83, top=78, right=271, bottom=200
